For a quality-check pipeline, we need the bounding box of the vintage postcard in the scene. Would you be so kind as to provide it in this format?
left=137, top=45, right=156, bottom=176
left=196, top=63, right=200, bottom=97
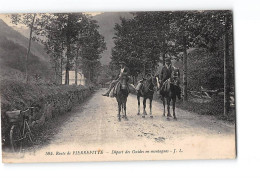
left=0, top=11, right=236, bottom=163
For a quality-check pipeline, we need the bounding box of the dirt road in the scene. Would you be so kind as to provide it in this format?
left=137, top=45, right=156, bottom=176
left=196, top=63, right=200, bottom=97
left=3, top=88, right=236, bottom=163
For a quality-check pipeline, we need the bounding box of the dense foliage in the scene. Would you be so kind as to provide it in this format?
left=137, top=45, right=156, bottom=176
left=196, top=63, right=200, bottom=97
left=111, top=11, right=234, bottom=98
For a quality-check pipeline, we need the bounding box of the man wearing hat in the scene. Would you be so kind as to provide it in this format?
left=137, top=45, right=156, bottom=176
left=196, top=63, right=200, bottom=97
left=102, top=61, right=130, bottom=97
left=160, top=58, right=182, bottom=100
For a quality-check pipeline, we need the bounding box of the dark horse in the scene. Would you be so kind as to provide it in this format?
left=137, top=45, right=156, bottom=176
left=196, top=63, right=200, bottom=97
left=160, top=71, right=179, bottom=120
left=115, top=77, right=129, bottom=121
left=137, top=75, right=158, bottom=118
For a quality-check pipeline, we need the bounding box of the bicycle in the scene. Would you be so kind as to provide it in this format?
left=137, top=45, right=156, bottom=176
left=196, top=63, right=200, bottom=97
left=6, top=107, right=38, bottom=153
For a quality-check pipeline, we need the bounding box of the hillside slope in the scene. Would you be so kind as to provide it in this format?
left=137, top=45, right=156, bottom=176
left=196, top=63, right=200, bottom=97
left=0, top=19, right=50, bottom=62
left=0, top=19, right=52, bottom=81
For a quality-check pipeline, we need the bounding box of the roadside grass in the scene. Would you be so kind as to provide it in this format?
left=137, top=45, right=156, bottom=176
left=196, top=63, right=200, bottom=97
left=0, top=77, right=94, bottom=150
left=176, top=97, right=224, bottom=116
left=153, top=93, right=236, bottom=123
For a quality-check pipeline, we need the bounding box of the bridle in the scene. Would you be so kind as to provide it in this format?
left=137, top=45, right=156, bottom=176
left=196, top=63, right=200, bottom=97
left=170, top=72, right=179, bottom=85
left=145, top=76, right=157, bottom=92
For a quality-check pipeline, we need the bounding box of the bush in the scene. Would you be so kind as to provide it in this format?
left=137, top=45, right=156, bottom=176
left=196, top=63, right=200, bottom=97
left=175, top=96, right=223, bottom=115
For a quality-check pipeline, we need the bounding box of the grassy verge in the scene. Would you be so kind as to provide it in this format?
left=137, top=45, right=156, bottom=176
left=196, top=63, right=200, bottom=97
left=1, top=79, right=95, bottom=148
left=153, top=93, right=235, bottom=122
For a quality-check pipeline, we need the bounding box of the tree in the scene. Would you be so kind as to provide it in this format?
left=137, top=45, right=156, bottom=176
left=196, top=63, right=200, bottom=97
left=111, top=17, right=144, bottom=81
left=10, top=13, right=38, bottom=82
left=113, top=11, right=200, bottom=100
left=111, top=12, right=174, bottom=82
left=38, top=13, right=106, bottom=85
left=166, top=11, right=202, bottom=101
left=78, top=17, right=106, bottom=83
left=111, top=11, right=234, bottom=116
left=193, top=10, right=233, bottom=116
left=37, top=13, right=66, bottom=84
left=40, top=13, right=86, bottom=85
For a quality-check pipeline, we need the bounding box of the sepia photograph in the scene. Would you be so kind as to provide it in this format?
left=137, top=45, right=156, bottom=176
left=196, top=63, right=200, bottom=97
left=0, top=10, right=236, bottom=163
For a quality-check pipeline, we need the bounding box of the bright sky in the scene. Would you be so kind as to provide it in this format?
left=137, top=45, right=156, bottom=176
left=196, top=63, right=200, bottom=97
left=0, top=12, right=102, bottom=27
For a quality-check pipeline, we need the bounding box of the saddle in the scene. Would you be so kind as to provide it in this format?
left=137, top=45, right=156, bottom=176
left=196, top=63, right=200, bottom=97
left=160, top=79, right=171, bottom=93
left=109, top=80, right=130, bottom=98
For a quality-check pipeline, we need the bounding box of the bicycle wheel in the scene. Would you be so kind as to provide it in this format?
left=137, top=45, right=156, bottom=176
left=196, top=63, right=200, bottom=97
left=9, top=124, right=23, bottom=153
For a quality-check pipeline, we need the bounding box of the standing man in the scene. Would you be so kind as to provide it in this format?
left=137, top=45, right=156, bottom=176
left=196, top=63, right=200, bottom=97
left=160, top=58, right=182, bottom=100
left=102, top=61, right=129, bottom=97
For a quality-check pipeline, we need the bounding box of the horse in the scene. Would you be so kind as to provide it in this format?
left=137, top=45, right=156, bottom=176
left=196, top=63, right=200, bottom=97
left=159, top=71, right=180, bottom=120
left=115, top=76, right=129, bottom=121
left=137, top=75, right=158, bottom=118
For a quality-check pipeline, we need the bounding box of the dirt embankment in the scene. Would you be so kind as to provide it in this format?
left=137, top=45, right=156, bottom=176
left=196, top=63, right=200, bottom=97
left=0, top=79, right=95, bottom=146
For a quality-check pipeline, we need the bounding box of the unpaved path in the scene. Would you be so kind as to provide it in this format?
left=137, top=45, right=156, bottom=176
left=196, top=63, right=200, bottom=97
left=3, top=88, right=236, bottom=163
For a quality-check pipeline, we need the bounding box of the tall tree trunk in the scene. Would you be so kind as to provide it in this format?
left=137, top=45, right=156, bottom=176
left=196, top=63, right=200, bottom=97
left=75, top=48, right=79, bottom=85
left=25, top=13, right=36, bottom=83
left=162, top=52, right=166, bottom=66
left=90, top=64, right=93, bottom=82
left=60, top=58, right=63, bottom=84
left=65, top=66, right=69, bottom=85
left=65, top=46, right=70, bottom=86
left=143, top=60, right=146, bottom=77
left=183, top=36, right=188, bottom=101
left=75, top=64, right=78, bottom=85
left=65, top=14, right=72, bottom=85
left=224, top=15, right=230, bottom=117
left=54, top=60, right=58, bottom=84
left=88, top=62, right=91, bottom=82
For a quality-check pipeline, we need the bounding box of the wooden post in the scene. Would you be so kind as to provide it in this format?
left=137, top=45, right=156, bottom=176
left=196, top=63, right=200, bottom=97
left=183, top=35, right=188, bottom=101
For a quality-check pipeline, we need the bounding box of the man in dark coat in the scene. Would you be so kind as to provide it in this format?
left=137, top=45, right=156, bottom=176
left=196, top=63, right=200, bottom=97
left=160, top=58, right=182, bottom=100
left=102, top=61, right=130, bottom=97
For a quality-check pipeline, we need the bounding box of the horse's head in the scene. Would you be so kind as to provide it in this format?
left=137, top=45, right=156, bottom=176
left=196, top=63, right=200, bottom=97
left=120, top=76, right=128, bottom=89
left=170, top=70, right=179, bottom=83
left=145, top=75, right=158, bottom=91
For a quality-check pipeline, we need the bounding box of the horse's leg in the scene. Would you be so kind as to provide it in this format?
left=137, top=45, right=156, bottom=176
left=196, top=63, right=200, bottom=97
left=122, top=104, right=125, bottom=118
left=149, top=98, right=153, bottom=118
left=124, top=100, right=128, bottom=120
left=172, top=95, right=177, bottom=120
left=117, top=102, right=121, bottom=121
left=162, top=97, right=165, bottom=116
left=137, top=95, right=140, bottom=115
left=167, top=98, right=172, bottom=119
left=142, top=98, right=147, bottom=118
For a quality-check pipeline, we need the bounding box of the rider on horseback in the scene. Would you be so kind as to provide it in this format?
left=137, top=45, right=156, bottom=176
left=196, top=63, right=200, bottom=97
left=102, top=61, right=130, bottom=97
left=159, top=58, right=182, bottom=100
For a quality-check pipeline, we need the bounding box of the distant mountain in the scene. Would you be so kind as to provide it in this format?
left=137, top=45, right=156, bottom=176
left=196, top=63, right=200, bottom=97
left=0, top=19, right=50, bottom=62
left=93, top=12, right=133, bottom=65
